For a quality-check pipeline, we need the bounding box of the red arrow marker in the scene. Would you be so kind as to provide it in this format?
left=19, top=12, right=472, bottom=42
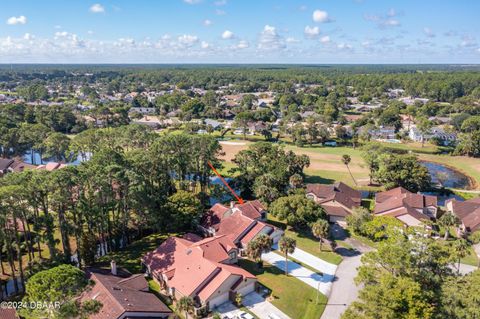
left=207, top=161, right=244, bottom=204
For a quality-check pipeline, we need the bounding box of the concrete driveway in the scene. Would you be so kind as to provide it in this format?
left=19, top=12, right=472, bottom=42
left=262, top=250, right=333, bottom=296
left=215, top=292, right=290, bottom=319
left=272, top=244, right=337, bottom=276
left=243, top=292, right=290, bottom=319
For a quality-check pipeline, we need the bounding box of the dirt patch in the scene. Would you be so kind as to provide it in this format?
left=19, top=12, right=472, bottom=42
left=220, top=141, right=251, bottom=161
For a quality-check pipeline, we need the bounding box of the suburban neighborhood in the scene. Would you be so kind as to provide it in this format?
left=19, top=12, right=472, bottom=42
left=0, top=1, right=480, bottom=319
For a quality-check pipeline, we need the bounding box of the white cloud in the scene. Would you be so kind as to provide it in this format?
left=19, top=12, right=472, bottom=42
left=184, top=0, right=201, bottom=4
left=364, top=9, right=401, bottom=28
left=214, top=0, right=227, bottom=5
left=203, top=19, right=212, bottom=26
left=304, top=26, right=320, bottom=38
left=286, top=37, right=299, bottom=43
left=313, top=10, right=330, bottom=23
left=320, top=35, right=330, bottom=43
left=178, top=34, right=198, bottom=46
left=215, top=9, right=226, bottom=15
left=236, top=40, right=249, bottom=49
left=89, top=4, right=105, bottom=13
left=87, top=30, right=94, bottom=35
left=299, top=5, right=307, bottom=11
left=23, top=33, right=34, bottom=40
left=6, top=16, right=27, bottom=25
left=257, top=25, right=285, bottom=50
left=222, top=30, right=234, bottom=39
left=423, top=27, right=435, bottom=38
left=337, top=43, right=353, bottom=50
left=477, top=48, right=480, bottom=53
left=201, top=41, right=209, bottom=49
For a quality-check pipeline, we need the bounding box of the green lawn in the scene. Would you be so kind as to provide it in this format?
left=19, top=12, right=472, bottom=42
left=268, top=217, right=343, bottom=265
left=238, top=259, right=326, bottom=319
left=97, top=233, right=173, bottom=273
left=460, top=246, right=479, bottom=267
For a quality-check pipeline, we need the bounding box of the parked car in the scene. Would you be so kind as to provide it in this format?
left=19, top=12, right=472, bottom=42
left=239, top=312, right=254, bottom=319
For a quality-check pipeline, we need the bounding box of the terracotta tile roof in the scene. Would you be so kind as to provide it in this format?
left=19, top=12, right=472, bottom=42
left=0, top=308, right=18, bottom=319
left=234, top=200, right=266, bottom=220
left=240, top=222, right=273, bottom=246
left=216, top=211, right=256, bottom=243
left=143, top=234, right=255, bottom=303
left=320, top=204, right=351, bottom=217
left=0, top=158, right=14, bottom=171
left=306, top=182, right=361, bottom=210
left=450, top=198, right=480, bottom=232
left=81, top=268, right=171, bottom=319
left=375, top=187, right=437, bottom=215
left=201, top=203, right=230, bottom=230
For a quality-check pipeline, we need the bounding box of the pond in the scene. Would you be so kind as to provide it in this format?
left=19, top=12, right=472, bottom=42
left=421, top=161, right=472, bottom=189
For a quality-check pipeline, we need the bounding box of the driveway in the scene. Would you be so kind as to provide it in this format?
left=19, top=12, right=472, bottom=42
left=215, top=292, right=290, bottom=319
left=243, top=292, right=290, bottom=319
left=320, top=224, right=372, bottom=319
left=272, top=243, right=337, bottom=276
left=262, top=250, right=333, bottom=296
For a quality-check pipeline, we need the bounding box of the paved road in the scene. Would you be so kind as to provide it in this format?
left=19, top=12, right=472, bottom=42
left=262, top=250, right=333, bottom=295
left=320, top=225, right=372, bottom=319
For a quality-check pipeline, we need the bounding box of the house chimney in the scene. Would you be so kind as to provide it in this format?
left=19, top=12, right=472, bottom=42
left=111, top=260, right=117, bottom=276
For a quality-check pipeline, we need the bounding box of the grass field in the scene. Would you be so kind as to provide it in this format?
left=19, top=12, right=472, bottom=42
left=268, top=217, right=343, bottom=265
left=218, top=139, right=480, bottom=190
left=238, top=259, right=326, bottom=319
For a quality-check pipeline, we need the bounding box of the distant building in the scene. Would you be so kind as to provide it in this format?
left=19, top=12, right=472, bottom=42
left=409, top=126, right=456, bottom=145
left=36, top=162, right=67, bottom=171
left=306, top=182, right=362, bottom=225
left=129, top=107, right=157, bottom=115
left=374, top=187, right=438, bottom=227
left=445, top=198, right=480, bottom=234
left=369, top=126, right=396, bottom=140
left=0, top=158, right=35, bottom=177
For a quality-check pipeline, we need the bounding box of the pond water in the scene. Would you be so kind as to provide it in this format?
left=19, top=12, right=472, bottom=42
left=23, top=150, right=90, bottom=165
left=421, top=161, right=472, bottom=189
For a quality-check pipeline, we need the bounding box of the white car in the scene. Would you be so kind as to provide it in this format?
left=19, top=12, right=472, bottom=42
left=268, top=314, right=282, bottom=319
left=239, top=312, right=254, bottom=319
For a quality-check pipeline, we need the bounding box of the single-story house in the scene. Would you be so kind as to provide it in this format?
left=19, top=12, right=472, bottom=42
left=129, top=107, right=157, bottom=115
left=142, top=234, right=257, bottom=315
left=306, top=182, right=362, bottom=225
left=374, top=187, right=438, bottom=226
left=445, top=198, right=480, bottom=234
left=36, top=162, right=67, bottom=171
left=81, top=266, right=172, bottom=319
left=0, top=158, right=35, bottom=177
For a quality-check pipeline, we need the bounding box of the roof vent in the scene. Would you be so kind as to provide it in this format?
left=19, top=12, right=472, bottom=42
left=186, top=249, right=192, bottom=255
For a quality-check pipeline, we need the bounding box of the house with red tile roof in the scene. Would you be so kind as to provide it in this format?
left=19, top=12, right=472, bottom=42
left=306, top=182, right=362, bottom=225
left=81, top=266, right=172, bottom=319
left=36, top=162, right=67, bottom=171
left=374, top=187, right=437, bottom=227
left=199, top=200, right=283, bottom=248
left=0, top=308, right=18, bottom=319
left=445, top=198, right=480, bottom=234
left=142, top=234, right=257, bottom=315
left=0, top=158, right=35, bottom=177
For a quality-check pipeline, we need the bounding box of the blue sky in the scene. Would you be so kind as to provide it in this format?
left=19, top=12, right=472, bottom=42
left=1, top=0, right=479, bottom=63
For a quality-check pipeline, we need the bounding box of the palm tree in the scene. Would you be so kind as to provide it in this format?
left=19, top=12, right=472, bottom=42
left=453, top=239, right=470, bottom=274
left=177, top=296, right=194, bottom=319
left=311, top=219, right=330, bottom=252
left=279, top=236, right=296, bottom=276
left=341, top=154, right=357, bottom=186
left=439, top=212, right=459, bottom=240
left=246, top=234, right=273, bottom=268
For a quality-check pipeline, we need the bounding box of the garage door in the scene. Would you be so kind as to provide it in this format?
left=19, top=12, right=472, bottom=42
left=209, top=292, right=230, bottom=309
left=236, top=282, right=255, bottom=296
